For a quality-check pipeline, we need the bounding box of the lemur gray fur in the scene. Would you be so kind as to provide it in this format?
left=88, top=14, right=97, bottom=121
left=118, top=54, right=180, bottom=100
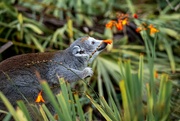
left=0, top=36, right=107, bottom=115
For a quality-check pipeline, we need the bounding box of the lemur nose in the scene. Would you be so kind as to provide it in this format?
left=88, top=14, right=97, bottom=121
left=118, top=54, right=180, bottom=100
left=98, top=42, right=107, bottom=51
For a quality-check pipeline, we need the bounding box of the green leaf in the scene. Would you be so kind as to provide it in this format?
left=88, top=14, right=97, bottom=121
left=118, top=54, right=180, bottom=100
left=138, top=54, right=144, bottom=87
left=29, top=34, right=44, bottom=52
left=161, top=28, right=180, bottom=41
left=104, top=28, right=113, bottom=39
left=39, top=105, right=48, bottom=121
left=74, top=94, right=85, bottom=121
left=40, top=81, right=65, bottom=121
left=59, top=78, right=70, bottom=112
left=67, top=83, right=76, bottom=121
left=163, top=38, right=176, bottom=73
left=2, top=113, right=12, bottom=121
left=109, top=96, right=121, bottom=121
left=17, top=101, right=32, bottom=121
left=0, top=92, right=19, bottom=121
left=42, top=104, right=56, bottom=121
left=86, top=94, right=112, bottom=121
left=146, top=83, right=155, bottom=121
left=100, top=97, right=119, bottom=121
left=156, top=74, right=172, bottom=120
left=24, top=23, right=43, bottom=35
left=56, top=93, right=72, bottom=121
left=16, top=107, right=28, bottom=121
left=67, top=19, right=73, bottom=39
left=18, top=13, right=23, bottom=24
left=119, top=80, right=131, bottom=121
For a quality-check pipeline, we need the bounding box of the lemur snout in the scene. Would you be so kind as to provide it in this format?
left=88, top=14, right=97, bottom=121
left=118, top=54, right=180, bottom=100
left=98, top=42, right=107, bottom=51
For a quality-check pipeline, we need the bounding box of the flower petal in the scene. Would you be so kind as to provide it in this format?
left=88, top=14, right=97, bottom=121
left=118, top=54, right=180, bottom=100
left=133, top=13, right=138, bottom=19
left=35, top=91, right=45, bottom=103
left=103, top=39, right=113, bottom=44
left=148, top=24, right=159, bottom=35
left=106, top=21, right=116, bottom=29
left=116, top=22, right=123, bottom=30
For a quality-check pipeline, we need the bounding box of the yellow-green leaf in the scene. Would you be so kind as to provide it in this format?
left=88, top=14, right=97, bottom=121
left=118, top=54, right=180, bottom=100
left=18, top=13, right=23, bottom=24
left=24, top=23, right=43, bottom=34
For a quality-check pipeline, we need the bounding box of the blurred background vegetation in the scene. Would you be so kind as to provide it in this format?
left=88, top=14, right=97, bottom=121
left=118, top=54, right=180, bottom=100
left=0, top=0, right=180, bottom=120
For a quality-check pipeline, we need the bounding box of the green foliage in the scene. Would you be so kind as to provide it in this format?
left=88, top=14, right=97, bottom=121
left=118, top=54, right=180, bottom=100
left=88, top=56, right=172, bottom=121
left=0, top=57, right=174, bottom=121
left=0, top=65, right=175, bottom=121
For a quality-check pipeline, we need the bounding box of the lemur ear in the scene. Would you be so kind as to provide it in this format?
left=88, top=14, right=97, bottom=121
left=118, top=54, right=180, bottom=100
left=72, top=46, right=89, bottom=57
left=72, top=46, right=80, bottom=55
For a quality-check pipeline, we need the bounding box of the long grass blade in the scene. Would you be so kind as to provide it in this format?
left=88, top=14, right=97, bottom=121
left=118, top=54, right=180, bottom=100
left=42, top=104, right=55, bottom=121
left=74, top=93, right=85, bottom=121
left=17, top=101, right=32, bottom=121
left=0, top=92, right=19, bottom=121
left=40, top=81, right=65, bottom=121
left=86, top=94, right=112, bottom=121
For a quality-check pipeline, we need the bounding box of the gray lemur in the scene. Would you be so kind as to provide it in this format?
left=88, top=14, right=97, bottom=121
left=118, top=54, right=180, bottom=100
left=0, top=36, right=108, bottom=114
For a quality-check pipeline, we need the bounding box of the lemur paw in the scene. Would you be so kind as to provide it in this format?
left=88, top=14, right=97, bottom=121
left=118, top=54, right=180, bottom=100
left=83, top=67, right=93, bottom=79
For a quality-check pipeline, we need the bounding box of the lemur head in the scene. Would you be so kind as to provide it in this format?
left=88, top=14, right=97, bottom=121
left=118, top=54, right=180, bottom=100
left=70, top=36, right=107, bottom=63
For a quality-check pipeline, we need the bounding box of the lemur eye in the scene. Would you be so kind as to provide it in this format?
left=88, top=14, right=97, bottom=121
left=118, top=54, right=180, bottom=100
left=79, top=50, right=84, bottom=54
left=91, top=41, right=95, bottom=45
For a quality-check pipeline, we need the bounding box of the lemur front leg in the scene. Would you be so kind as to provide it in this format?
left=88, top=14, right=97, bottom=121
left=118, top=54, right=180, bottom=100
left=71, top=67, right=93, bottom=79
left=56, top=67, right=93, bottom=82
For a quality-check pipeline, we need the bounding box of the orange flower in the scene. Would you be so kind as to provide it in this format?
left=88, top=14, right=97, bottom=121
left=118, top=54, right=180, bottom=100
left=35, top=91, right=45, bottom=103
left=121, top=18, right=128, bottom=25
left=103, top=39, right=112, bottom=44
left=106, top=12, right=159, bottom=36
left=136, top=26, right=147, bottom=33
left=148, top=24, right=159, bottom=35
left=154, top=70, right=158, bottom=78
left=106, top=13, right=129, bottom=31
left=115, top=22, right=123, bottom=30
left=136, top=27, right=142, bottom=33
left=106, top=20, right=116, bottom=29
left=133, top=13, right=138, bottom=19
